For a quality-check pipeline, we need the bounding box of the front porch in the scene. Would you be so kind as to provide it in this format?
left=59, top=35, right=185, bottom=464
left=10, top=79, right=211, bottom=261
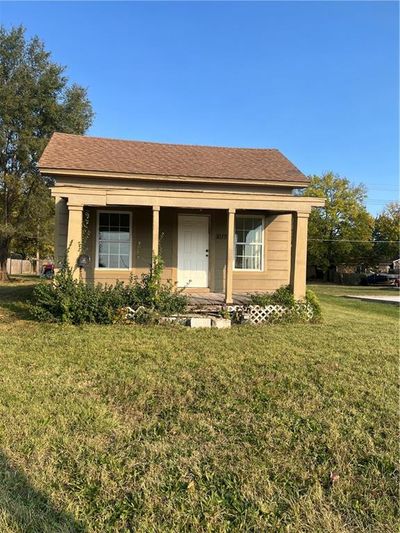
left=55, top=199, right=315, bottom=304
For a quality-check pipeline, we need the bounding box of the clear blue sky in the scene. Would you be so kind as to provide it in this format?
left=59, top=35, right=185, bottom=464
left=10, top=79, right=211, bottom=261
left=1, top=1, right=398, bottom=214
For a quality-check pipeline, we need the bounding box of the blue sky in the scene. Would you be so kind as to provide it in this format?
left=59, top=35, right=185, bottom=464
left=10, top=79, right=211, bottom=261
left=1, top=1, right=398, bottom=214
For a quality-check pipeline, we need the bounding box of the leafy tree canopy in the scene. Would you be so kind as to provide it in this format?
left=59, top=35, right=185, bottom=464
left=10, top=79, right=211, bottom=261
left=373, top=202, right=400, bottom=263
left=303, top=172, right=374, bottom=270
left=0, top=25, right=93, bottom=278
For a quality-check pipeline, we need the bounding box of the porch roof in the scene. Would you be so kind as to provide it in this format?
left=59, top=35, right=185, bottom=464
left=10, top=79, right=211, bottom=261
left=39, top=133, right=309, bottom=187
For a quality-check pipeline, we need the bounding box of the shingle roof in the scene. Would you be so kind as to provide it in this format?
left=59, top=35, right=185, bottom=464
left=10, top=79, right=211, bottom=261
left=39, top=132, right=308, bottom=185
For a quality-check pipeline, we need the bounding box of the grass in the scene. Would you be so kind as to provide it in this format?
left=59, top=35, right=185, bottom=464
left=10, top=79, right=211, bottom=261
left=0, top=279, right=398, bottom=532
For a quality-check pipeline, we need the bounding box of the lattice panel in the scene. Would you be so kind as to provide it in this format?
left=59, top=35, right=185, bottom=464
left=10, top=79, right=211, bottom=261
left=228, top=303, right=314, bottom=324
left=122, top=306, right=147, bottom=320
left=294, top=303, right=314, bottom=320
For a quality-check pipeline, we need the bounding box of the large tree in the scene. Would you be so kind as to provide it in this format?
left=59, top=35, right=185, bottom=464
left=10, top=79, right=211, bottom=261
left=0, top=26, right=93, bottom=279
left=373, top=202, right=400, bottom=263
left=303, top=172, right=374, bottom=272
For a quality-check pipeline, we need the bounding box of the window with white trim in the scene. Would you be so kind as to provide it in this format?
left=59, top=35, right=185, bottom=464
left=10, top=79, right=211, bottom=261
left=98, top=212, right=131, bottom=268
left=234, top=215, right=264, bottom=271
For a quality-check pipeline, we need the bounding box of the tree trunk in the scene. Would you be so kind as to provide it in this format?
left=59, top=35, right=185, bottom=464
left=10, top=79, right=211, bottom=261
left=36, top=228, right=40, bottom=275
left=0, top=238, right=10, bottom=281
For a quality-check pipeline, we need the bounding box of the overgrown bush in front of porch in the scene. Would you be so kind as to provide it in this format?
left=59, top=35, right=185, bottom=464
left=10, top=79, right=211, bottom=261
left=30, top=256, right=187, bottom=325
left=237, top=285, right=322, bottom=324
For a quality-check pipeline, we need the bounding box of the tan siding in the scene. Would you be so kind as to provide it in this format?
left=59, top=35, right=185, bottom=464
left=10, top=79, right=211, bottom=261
left=159, top=208, right=177, bottom=282
left=213, top=210, right=228, bottom=292
left=56, top=176, right=296, bottom=196
left=133, top=207, right=152, bottom=269
left=84, top=207, right=178, bottom=285
left=232, top=213, right=291, bottom=293
left=81, top=207, right=96, bottom=281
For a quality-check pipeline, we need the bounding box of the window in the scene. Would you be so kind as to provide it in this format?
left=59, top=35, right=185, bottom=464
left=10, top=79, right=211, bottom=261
left=234, top=215, right=264, bottom=271
left=97, top=212, right=131, bottom=269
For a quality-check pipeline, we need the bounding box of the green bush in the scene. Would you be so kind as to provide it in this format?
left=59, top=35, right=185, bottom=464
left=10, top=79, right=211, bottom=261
left=305, top=289, right=322, bottom=322
left=250, top=285, right=295, bottom=307
left=30, top=256, right=187, bottom=325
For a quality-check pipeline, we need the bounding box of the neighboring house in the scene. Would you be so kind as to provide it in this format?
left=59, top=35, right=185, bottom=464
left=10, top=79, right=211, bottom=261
left=391, top=258, right=400, bottom=273
left=38, top=133, right=324, bottom=303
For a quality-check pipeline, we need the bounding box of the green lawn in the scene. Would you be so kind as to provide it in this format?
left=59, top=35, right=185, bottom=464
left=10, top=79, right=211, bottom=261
left=0, top=280, right=398, bottom=532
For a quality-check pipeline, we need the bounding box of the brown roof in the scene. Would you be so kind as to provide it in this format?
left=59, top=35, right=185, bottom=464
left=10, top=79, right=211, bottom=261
left=39, top=132, right=308, bottom=185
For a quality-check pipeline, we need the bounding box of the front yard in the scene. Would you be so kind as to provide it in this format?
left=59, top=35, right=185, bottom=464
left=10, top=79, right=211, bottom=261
left=0, top=281, right=398, bottom=532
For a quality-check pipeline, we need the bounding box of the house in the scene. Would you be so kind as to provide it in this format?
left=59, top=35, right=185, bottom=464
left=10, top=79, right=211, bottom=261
left=392, top=258, right=400, bottom=273
left=38, top=133, right=324, bottom=303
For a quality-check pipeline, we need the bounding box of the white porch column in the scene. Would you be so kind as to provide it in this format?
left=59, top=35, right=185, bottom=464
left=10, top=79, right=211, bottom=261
left=152, top=206, right=160, bottom=258
left=225, top=208, right=236, bottom=304
left=291, top=211, right=310, bottom=299
left=67, top=203, right=83, bottom=279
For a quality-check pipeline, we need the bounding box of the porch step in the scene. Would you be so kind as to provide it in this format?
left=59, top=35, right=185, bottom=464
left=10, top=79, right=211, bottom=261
left=185, top=316, right=232, bottom=329
left=187, top=317, right=212, bottom=328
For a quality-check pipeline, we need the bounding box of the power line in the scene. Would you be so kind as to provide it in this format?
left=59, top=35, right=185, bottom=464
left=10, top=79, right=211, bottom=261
left=309, top=239, right=400, bottom=243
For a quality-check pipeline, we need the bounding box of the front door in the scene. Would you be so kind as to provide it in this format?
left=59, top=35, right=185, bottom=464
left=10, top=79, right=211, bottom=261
left=177, top=215, right=209, bottom=288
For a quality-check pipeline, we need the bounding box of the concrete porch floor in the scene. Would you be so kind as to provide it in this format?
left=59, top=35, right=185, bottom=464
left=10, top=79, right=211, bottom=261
left=188, top=292, right=250, bottom=307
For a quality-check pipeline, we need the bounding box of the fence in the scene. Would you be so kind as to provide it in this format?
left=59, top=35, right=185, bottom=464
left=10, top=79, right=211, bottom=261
left=6, top=258, right=39, bottom=275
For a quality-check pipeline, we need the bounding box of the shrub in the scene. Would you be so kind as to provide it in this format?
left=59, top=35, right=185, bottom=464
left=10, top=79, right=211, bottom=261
left=250, top=285, right=295, bottom=307
left=30, top=255, right=187, bottom=325
left=305, top=289, right=322, bottom=322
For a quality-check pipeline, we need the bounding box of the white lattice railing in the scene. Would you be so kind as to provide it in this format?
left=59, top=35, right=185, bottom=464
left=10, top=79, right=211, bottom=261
left=227, top=303, right=314, bottom=324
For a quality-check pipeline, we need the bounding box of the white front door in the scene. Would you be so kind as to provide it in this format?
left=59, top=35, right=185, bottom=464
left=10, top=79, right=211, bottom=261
left=178, top=215, right=209, bottom=288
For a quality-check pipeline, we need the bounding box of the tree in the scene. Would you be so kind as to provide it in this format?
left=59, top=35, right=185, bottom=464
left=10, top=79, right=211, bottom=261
left=303, top=172, right=374, bottom=273
left=11, top=178, right=55, bottom=267
left=0, top=26, right=93, bottom=279
left=373, top=202, right=400, bottom=263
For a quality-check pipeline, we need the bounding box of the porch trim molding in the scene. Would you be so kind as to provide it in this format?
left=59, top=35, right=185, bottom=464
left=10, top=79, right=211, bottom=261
left=51, top=186, right=324, bottom=213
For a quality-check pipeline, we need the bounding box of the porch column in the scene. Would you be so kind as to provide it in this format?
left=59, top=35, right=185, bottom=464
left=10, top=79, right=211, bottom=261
left=225, top=208, right=236, bottom=304
left=152, top=206, right=160, bottom=258
left=67, top=203, right=83, bottom=279
left=54, top=195, right=67, bottom=269
left=290, top=211, right=309, bottom=299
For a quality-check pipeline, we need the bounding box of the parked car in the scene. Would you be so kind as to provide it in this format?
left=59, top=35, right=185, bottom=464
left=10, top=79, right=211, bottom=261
left=366, top=273, right=399, bottom=286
